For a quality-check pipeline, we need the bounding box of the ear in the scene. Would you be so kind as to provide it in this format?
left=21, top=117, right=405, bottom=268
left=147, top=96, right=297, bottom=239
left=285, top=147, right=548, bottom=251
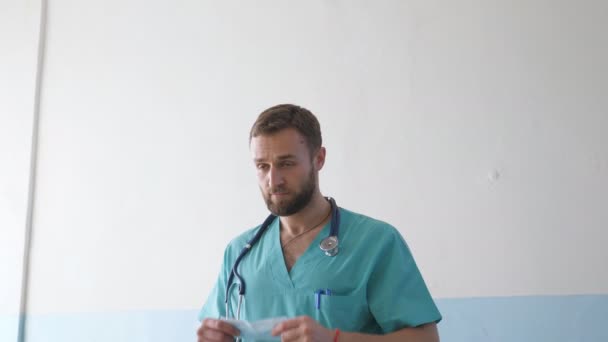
left=313, top=147, right=326, bottom=171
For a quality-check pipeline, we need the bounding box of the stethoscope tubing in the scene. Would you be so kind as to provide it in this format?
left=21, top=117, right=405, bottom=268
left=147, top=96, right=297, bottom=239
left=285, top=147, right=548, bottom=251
left=224, top=197, right=340, bottom=318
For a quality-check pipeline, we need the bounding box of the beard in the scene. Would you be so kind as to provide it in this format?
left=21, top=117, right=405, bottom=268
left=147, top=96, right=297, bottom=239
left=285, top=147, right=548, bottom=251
left=263, top=168, right=316, bottom=216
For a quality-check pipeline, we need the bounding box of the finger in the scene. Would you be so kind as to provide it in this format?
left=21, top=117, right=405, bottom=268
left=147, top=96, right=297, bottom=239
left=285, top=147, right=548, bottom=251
left=200, top=328, right=233, bottom=342
left=272, top=317, right=304, bottom=336
left=278, top=326, right=300, bottom=342
left=196, top=323, right=211, bottom=338
left=273, top=315, right=314, bottom=336
left=202, top=318, right=240, bottom=337
left=279, top=319, right=316, bottom=342
left=205, top=319, right=240, bottom=337
left=196, top=323, right=222, bottom=341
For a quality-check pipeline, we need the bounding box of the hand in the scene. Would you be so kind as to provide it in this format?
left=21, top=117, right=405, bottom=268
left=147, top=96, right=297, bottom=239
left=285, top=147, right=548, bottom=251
left=196, top=318, right=239, bottom=342
left=272, top=316, right=334, bottom=342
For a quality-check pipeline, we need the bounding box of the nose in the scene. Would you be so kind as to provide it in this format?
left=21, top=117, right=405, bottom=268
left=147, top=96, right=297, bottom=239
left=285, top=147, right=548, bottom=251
left=268, top=166, right=284, bottom=189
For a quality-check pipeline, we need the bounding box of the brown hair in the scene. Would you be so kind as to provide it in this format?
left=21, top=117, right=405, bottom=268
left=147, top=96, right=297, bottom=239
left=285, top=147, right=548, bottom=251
left=249, top=104, right=322, bottom=156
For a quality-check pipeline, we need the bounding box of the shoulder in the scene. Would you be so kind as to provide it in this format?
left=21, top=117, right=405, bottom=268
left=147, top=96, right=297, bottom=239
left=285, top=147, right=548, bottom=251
left=339, top=207, right=411, bottom=255
left=222, top=224, right=263, bottom=260
left=339, top=207, right=402, bottom=238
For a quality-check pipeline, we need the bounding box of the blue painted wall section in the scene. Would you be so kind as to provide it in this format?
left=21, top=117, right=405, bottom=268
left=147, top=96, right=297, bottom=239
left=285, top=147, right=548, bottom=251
left=2, top=295, right=606, bottom=341
left=436, top=295, right=608, bottom=342
left=0, top=314, right=18, bottom=342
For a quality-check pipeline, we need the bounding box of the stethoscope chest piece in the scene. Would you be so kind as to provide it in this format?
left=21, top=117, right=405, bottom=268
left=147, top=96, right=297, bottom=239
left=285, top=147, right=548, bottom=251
left=320, top=236, right=339, bottom=257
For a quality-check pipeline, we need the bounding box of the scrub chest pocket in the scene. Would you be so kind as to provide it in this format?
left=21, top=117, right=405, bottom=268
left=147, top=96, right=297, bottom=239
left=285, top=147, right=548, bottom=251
left=237, top=291, right=373, bottom=333
left=313, top=293, right=373, bottom=332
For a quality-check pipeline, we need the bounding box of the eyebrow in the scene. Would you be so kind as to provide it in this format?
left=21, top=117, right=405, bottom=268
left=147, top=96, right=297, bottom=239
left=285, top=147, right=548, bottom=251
left=254, top=154, right=297, bottom=163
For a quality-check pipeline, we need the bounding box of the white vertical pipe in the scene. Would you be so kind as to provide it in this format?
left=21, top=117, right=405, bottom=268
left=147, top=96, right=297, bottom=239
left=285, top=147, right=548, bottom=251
left=17, top=0, right=47, bottom=341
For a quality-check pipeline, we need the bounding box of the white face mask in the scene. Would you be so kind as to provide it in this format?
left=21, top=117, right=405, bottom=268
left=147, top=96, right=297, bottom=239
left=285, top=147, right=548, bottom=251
left=221, top=317, right=289, bottom=341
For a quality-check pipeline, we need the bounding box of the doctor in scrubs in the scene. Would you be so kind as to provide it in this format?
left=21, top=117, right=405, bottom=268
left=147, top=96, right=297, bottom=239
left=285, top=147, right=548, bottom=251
left=197, top=104, right=442, bottom=341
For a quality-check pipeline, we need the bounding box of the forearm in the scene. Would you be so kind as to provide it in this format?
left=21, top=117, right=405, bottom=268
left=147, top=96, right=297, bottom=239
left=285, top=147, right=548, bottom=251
left=338, top=323, right=439, bottom=342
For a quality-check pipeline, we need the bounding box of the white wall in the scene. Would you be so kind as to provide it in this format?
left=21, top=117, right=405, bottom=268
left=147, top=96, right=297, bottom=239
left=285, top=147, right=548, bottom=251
left=0, top=0, right=41, bottom=340
left=2, top=0, right=607, bottom=335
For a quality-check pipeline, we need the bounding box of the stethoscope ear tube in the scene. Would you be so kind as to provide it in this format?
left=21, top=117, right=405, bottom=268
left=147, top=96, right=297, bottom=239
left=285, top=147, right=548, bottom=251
left=327, top=197, right=340, bottom=239
left=224, top=213, right=277, bottom=305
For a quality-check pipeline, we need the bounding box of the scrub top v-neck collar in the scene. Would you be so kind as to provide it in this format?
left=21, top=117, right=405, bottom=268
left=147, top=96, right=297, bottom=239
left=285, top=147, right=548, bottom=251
left=267, top=215, right=333, bottom=289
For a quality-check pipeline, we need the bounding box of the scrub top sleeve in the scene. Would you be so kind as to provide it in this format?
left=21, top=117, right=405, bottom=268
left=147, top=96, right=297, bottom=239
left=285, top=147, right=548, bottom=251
left=198, top=246, right=232, bottom=321
left=367, top=228, right=442, bottom=333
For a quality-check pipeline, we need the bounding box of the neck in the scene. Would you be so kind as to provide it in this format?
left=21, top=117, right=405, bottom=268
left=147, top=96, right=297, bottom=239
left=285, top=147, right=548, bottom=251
left=279, top=192, right=331, bottom=236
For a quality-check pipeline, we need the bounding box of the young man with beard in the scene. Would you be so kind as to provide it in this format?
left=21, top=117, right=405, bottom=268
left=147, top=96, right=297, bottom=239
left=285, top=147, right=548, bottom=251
left=197, top=104, right=441, bottom=341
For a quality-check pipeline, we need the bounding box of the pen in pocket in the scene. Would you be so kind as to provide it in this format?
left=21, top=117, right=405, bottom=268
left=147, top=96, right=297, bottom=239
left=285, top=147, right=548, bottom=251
left=314, top=288, right=332, bottom=310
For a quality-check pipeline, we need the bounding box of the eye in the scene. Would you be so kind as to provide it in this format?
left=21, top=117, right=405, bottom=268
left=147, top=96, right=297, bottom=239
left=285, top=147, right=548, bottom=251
left=280, top=161, right=295, bottom=168
left=256, top=164, right=269, bottom=170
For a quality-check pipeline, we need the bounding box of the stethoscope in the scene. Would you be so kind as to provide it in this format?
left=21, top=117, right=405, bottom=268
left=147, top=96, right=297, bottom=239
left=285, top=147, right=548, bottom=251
left=224, top=197, right=340, bottom=320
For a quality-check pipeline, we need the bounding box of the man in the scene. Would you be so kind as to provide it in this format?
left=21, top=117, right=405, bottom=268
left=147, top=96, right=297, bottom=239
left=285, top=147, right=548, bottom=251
left=197, top=104, right=441, bottom=341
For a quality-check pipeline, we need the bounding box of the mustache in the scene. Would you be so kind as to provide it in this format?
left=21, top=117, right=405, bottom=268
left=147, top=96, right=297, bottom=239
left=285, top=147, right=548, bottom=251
left=269, top=187, right=288, bottom=195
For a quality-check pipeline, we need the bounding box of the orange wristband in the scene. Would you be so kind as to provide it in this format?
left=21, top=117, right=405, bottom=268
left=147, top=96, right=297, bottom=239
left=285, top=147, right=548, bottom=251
left=333, top=328, right=341, bottom=342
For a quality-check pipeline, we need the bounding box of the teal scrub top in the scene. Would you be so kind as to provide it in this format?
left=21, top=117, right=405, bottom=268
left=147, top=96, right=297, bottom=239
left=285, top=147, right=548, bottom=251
left=199, top=208, right=441, bottom=337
